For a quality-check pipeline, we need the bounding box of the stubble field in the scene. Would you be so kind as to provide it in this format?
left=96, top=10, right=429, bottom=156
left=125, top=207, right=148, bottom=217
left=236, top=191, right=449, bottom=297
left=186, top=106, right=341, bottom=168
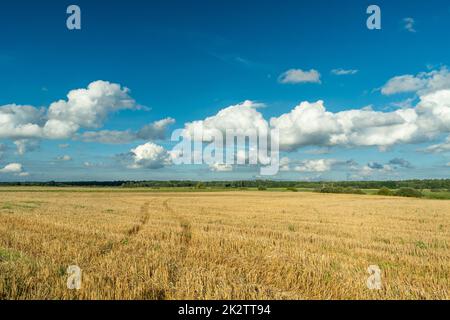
left=0, top=188, right=448, bottom=300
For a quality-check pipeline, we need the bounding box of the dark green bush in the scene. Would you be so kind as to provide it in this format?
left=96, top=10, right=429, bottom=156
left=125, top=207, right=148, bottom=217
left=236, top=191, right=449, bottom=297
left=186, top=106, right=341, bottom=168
left=286, top=187, right=298, bottom=192
left=345, top=187, right=365, bottom=195
left=315, top=186, right=365, bottom=195
left=377, top=187, right=393, bottom=196
left=394, top=187, right=423, bottom=198
left=257, top=186, right=267, bottom=191
left=195, top=182, right=206, bottom=189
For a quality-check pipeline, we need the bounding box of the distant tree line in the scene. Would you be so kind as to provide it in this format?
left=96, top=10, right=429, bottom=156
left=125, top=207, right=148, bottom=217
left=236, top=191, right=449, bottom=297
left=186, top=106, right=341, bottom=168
left=1, top=179, right=450, bottom=190
left=385, top=187, right=424, bottom=198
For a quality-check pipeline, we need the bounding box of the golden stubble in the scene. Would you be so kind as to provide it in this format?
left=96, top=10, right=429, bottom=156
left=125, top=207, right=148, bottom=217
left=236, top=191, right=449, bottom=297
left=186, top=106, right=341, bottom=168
left=0, top=189, right=448, bottom=300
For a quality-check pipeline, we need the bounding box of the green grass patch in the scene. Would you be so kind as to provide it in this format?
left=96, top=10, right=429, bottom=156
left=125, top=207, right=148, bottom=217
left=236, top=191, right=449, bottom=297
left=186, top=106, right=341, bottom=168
left=422, top=190, right=450, bottom=200
left=0, top=201, right=42, bottom=210
left=0, top=248, right=22, bottom=262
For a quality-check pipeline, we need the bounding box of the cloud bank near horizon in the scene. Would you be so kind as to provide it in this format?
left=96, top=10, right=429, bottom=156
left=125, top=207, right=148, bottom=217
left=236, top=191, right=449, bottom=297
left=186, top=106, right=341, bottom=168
left=1, top=66, right=450, bottom=178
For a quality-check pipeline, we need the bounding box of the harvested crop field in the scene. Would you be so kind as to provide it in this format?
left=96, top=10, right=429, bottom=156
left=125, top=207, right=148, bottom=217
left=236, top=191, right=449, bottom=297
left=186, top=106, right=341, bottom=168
left=0, top=189, right=448, bottom=299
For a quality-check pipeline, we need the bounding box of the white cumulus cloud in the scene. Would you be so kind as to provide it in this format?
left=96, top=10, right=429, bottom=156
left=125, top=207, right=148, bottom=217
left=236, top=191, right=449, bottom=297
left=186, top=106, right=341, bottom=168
left=78, top=117, right=175, bottom=144
left=331, top=68, right=358, bottom=76
left=182, top=100, right=269, bottom=141
left=128, top=142, right=172, bottom=169
left=424, top=136, right=450, bottom=153
left=137, top=117, right=176, bottom=140
left=46, top=80, right=136, bottom=132
left=381, top=67, right=450, bottom=96
left=278, top=69, right=321, bottom=84
left=14, top=139, right=40, bottom=155
left=294, top=159, right=338, bottom=173
left=0, top=81, right=137, bottom=142
left=209, top=163, right=233, bottom=172
left=270, top=87, right=450, bottom=151
left=178, top=82, right=450, bottom=154
left=0, top=105, right=44, bottom=139
left=0, top=163, right=28, bottom=176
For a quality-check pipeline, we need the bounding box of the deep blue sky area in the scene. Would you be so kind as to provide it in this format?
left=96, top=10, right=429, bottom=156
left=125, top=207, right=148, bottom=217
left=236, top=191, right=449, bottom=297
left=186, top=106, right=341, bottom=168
left=0, top=0, right=449, bottom=181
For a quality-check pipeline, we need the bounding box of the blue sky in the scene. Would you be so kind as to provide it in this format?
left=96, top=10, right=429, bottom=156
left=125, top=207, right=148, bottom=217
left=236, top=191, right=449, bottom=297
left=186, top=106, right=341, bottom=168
left=1, top=0, right=450, bottom=181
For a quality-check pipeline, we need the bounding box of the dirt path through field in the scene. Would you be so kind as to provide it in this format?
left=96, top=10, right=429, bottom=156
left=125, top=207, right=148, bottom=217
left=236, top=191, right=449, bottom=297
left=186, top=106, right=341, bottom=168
left=161, top=198, right=192, bottom=292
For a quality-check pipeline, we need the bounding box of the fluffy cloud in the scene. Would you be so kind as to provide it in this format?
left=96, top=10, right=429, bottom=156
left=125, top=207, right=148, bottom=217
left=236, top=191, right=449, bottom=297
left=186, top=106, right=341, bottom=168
left=381, top=67, right=450, bottom=96
left=270, top=87, right=450, bottom=151
left=367, top=162, right=386, bottom=170
left=346, top=158, right=411, bottom=179
left=0, top=105, right=44, bottom=139
left=279, top=157, right=290, bottom=171
left=0, top=163, right=22, bottom=173
left=388, top=158, right=413, bottom=168
left=294, top=159, right=338, bottom=173
left=0, top=163, right=28, bottom=176
left=0, top=81, right=176, bottom=158
left=415, top=89, right=450, bottom=134
left=0, top=81, right=138, bottom=142
left=182, top=100, right=269, bottom=141
left=270, top=101, right=341, bottom=150
left=178, top=81, right=450, bottom=154
left=331, top=68, right=358, bottom=76
left=137, top=118, right=175, bottom=140
left=424, top=136, right=450, bottom=153
left=78, top=118, right=175, bottom=144
left=3, top=71, right=450, bottom=175
left=270, top=100, right=417, bottom=151
left=128, top=142, right=172, bottom=169
left=278, top=69, right=321, bottom=84
left=359, top=162, right=393, bottom=177
left=209, top=163, right=233, bottom=172
left=381, top=75, right=425, bottom=95
left=14, top=139, right=40, bottom=155
left=46, top=80, right=135, bottom=133
left=42, top=119, right=79, bottom=139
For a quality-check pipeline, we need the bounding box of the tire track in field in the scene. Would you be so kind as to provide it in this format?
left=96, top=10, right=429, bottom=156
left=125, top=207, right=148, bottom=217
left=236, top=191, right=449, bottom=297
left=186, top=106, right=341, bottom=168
left=163, top=198, right=192, bottom=291
left=126, top=201, right=150, bottom=237
left=98, top=201, right=150, bottom=256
